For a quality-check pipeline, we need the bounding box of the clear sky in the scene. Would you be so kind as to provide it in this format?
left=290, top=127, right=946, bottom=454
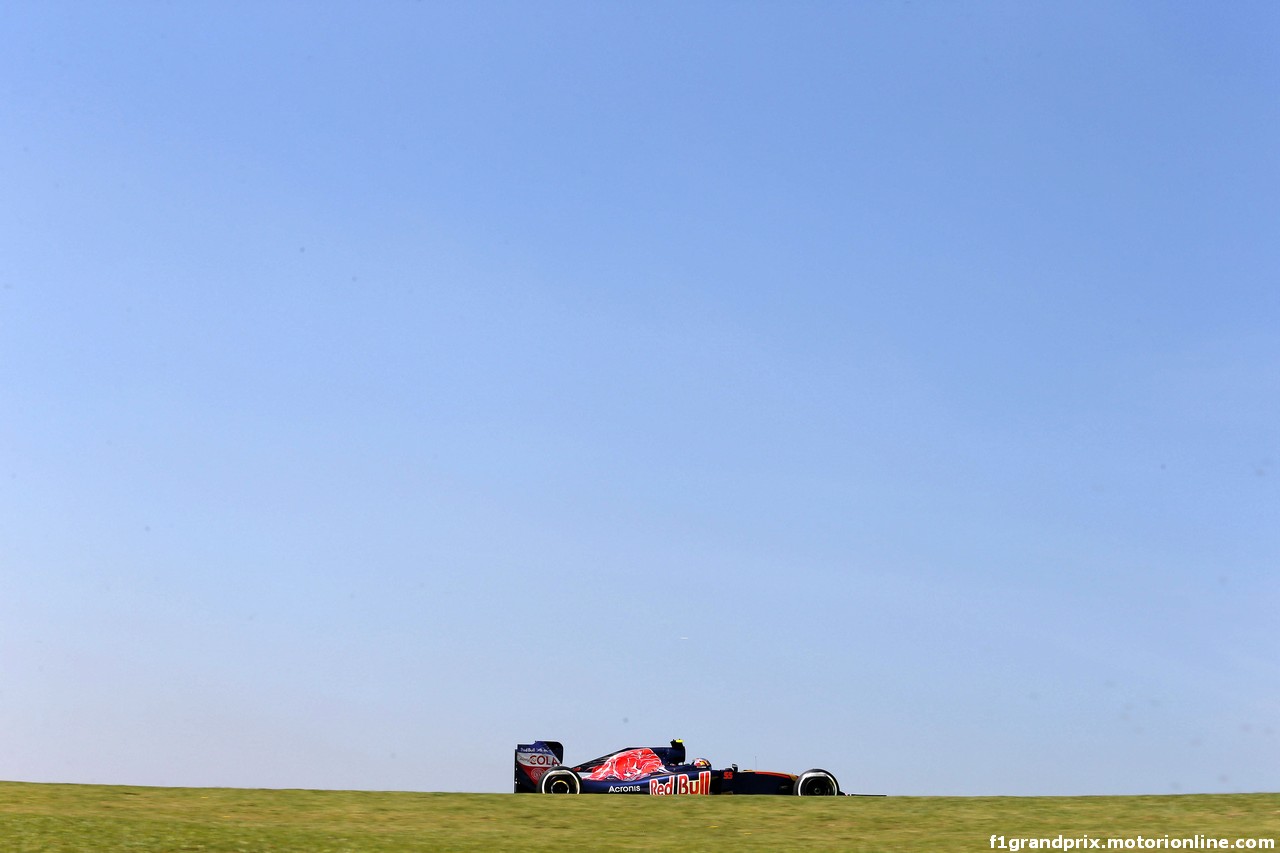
left=2, top=1, right=1276, bottom=796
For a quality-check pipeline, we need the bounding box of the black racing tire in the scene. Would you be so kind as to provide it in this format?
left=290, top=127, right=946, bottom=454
left=539, top=768, right=582, bottom=795
left=794, top=768, right=840, bottom=796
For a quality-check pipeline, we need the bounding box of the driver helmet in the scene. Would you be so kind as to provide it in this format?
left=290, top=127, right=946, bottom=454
left=692, top=758, right=711, bottom=769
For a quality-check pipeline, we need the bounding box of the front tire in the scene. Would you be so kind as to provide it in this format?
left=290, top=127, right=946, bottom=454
left=539, top=768, right=581, bottom=794
left=795, top=769, right=840, bottom=796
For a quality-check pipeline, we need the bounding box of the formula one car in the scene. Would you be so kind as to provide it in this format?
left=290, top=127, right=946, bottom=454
left=514, top=739, right=840, bottom=796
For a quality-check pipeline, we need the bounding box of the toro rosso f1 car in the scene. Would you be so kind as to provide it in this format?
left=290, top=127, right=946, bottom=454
left=514, top=739, right=840, bottom=796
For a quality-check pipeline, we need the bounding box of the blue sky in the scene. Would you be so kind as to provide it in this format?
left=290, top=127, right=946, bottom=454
left=2, top=1, right=1277, bottom=796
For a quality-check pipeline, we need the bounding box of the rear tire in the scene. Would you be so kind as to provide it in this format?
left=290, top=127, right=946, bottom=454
left=539, top=768, right=581, bottom=794
left=795, top=769, right=840, bottom=796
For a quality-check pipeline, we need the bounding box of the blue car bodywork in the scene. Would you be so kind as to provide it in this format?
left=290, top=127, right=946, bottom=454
left=514, top=739, right=840, bottom=796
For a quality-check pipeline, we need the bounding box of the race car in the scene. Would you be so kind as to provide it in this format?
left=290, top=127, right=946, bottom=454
left=514, top=738, right=840, bottom=796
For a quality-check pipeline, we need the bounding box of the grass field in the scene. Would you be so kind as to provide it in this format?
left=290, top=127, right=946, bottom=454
left=1, top=781, right=1276, bottom=852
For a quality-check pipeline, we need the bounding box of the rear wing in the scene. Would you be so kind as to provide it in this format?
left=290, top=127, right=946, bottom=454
left=514, top=741, right=564, bottom=793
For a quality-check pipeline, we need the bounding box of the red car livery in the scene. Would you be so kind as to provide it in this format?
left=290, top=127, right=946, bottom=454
left=585, top=748, right=667, bottom=782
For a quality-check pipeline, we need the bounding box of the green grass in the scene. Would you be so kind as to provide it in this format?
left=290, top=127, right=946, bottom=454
left=1, top=782, right=1276, bottom=852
